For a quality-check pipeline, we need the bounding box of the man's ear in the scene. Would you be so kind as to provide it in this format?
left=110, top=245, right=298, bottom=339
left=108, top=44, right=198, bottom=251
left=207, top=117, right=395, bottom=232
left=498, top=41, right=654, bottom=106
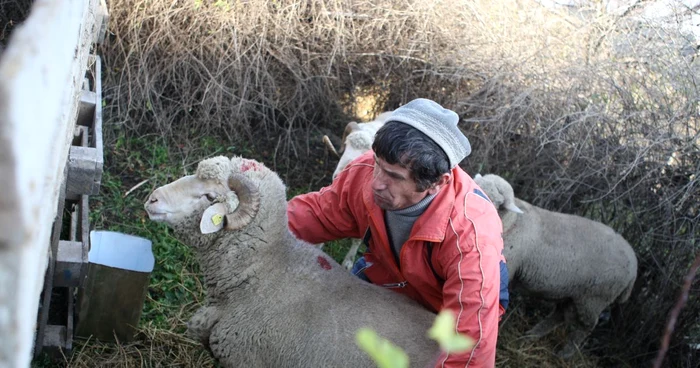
left=427, top=172, right=452, bottom=195
left=200, top=203, right=228, bottom=234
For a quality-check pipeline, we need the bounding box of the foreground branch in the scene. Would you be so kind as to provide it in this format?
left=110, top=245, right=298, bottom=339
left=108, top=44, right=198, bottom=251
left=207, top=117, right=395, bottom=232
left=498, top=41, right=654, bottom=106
left=652, top=252, right=700, bottom=368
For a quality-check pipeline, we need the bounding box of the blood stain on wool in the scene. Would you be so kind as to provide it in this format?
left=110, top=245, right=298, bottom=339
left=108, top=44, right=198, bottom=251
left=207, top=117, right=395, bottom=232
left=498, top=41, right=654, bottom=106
left=317, top=256, right=332, bottom=270
left=240, top=159, right=263, bottom=172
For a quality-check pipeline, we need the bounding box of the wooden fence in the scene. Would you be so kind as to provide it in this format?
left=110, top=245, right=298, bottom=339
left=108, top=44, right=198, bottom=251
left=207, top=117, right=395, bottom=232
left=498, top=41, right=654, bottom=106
left=0, top=0, right=105, bottom=366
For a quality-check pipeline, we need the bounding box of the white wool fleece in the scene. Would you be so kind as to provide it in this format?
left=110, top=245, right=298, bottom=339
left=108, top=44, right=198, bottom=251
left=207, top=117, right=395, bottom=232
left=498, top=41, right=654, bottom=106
left=196, top=156, right=233, bottom=183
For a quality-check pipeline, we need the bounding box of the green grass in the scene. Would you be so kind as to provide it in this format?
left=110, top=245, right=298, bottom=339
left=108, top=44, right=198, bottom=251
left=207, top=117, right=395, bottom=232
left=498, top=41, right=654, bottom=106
left=323, top=238, right=362, bottom=265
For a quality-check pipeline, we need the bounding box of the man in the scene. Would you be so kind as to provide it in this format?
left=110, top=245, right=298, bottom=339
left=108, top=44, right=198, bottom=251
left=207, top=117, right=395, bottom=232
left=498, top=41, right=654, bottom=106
left=288, top=98, right=505, bottom=367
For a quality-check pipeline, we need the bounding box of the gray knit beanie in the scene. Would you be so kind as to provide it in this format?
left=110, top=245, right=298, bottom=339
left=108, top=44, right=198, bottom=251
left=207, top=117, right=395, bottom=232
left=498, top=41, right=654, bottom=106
left=387, top=98, right=471, bottom=168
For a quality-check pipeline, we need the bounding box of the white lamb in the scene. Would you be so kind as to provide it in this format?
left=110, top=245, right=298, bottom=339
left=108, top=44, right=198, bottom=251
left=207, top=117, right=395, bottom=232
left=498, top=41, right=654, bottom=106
left=473, top=173, right=638, bottom=359
left=323, top=111, right=391, bottom=180
left=144, top=156, right=438, bottom=367
left=322, top=112, right=391, bottom=269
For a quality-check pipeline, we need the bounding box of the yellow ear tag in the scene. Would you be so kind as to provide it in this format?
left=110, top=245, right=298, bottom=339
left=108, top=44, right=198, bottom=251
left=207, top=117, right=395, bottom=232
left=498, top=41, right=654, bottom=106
left=211, top=214, right=223, bottom=226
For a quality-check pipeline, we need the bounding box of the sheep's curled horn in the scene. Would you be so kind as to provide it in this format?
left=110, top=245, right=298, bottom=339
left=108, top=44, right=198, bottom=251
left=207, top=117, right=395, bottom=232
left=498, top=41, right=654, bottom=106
left=224, top=173, right=261, bottom=231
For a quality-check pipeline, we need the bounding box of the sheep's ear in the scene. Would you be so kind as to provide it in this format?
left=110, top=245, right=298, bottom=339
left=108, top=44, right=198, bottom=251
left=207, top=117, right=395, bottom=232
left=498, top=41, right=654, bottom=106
left=474, top=173, right=482, bottom=179
left=200, top=203, right=228, bottom=234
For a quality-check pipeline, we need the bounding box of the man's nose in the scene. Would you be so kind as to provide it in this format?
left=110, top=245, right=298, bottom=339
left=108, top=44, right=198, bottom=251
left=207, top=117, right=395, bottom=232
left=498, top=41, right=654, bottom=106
left=371, top=171, right=387, bottom=191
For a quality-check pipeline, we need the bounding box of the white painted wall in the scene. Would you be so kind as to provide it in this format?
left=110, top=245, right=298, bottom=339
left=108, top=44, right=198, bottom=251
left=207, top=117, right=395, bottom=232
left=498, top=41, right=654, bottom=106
left=0, top=0, right=101, bottom=367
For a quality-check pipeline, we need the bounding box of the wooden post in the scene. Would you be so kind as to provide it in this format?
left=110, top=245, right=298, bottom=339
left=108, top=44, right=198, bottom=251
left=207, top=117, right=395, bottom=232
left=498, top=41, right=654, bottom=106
left=0, top=0, right=103, bottom=366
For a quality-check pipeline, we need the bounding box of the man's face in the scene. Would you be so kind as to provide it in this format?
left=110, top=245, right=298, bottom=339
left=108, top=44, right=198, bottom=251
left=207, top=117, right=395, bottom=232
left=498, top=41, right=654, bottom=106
left=371, top=155, right=440, bottom=211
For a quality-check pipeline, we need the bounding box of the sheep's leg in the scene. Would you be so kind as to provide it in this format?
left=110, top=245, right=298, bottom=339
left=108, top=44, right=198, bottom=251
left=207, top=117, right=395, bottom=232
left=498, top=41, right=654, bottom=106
left=557, top=298, right=607, bottom=360
left=525, top=301, right=571, bottom=339
left=187, top=306, right=220, bottom=351
left=342, top=238, right=362, bottom=270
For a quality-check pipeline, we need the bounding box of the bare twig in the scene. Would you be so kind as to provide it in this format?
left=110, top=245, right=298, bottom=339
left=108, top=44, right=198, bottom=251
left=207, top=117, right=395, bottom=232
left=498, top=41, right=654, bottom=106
left=652, top=252, right=700, bottom=368
left=123, top=179, right=149, bottom=198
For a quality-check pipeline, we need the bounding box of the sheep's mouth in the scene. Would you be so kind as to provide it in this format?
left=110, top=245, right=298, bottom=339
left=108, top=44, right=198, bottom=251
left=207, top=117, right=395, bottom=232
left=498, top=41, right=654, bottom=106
left=145, top=210, right=168, bottom=222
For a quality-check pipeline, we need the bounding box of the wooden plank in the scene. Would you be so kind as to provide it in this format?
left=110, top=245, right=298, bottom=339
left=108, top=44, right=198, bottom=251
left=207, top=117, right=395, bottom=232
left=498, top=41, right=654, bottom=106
left=80, top=195, right=90, bottom=282
left=94, top=0, right=110, bottom=45
left=54, top=194, right=90, bottom=287
left=93, top=55, right=104, bottom=179
left=54, top=241, right=84, bottom=287
left=66, top=145, right=102, bottom=199
left=67, top=56, right=104, bottom=200
left=0, top=0, right=102, bottom=366
left=33, top=170, right=65, bottom=358
left=77, top=90, right=97, bottom=127
left=42, top=325, right=66, bottom=349
left=66, top=286, right=75, bottom=353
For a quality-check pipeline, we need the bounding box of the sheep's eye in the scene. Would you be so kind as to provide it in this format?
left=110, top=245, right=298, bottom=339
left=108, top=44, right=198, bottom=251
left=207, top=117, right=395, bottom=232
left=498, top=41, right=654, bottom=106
left=204, top=193, right=217, bottom=201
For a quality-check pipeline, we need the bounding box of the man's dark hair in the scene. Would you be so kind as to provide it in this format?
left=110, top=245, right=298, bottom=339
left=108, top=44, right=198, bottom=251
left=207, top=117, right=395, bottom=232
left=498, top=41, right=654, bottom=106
left=372, top=121, right=451, bottom=192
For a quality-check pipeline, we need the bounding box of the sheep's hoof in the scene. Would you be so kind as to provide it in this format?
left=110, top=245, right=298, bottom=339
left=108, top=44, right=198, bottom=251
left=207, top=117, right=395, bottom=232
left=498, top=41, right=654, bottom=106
left=187, top=306, right=218, bottom=347
left=524, top=317, right=563, bottom=339
left=520, top=332, right=542, bottom=341
left=524, top=326, right=550, bottom=340
left=186, top=323, right=210, bottom=346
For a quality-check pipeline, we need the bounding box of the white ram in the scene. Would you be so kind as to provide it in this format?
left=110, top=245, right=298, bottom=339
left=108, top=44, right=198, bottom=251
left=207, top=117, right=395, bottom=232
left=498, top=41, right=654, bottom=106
left=473, top=173, right=638, bottom=359
left=144, top=156, right=438, bottom=367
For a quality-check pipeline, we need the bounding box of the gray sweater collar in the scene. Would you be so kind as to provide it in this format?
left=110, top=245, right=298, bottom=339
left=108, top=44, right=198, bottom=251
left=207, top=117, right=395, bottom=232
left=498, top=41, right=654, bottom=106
left=389, top=192, right=438, bottom=217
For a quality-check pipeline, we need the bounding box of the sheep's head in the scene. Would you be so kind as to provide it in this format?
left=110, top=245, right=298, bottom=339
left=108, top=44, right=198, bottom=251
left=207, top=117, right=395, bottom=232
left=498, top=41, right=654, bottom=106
left=473, top=174, right=524, bottom=214
left=323, top=114, right=391, bottom=180
left=144, top=156, right=267, bottom=234
left=333, top=130, right=375, bottom=179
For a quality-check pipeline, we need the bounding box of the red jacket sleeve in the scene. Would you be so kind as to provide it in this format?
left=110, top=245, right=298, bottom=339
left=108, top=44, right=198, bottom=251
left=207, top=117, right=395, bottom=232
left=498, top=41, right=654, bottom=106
left=287, top=162, right=367, bottom=244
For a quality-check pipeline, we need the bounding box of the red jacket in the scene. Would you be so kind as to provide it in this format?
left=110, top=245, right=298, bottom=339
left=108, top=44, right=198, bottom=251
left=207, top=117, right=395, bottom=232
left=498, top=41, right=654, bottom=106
left=288, top=151, right=504, bottom=368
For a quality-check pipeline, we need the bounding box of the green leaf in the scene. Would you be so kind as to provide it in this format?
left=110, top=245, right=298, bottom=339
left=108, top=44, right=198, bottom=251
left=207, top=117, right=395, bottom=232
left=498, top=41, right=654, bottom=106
left=214, top=0, right=229, bottom=10
left=356, top=328, right=409, bottom=368
left=427, top=310, right=473, bottom=353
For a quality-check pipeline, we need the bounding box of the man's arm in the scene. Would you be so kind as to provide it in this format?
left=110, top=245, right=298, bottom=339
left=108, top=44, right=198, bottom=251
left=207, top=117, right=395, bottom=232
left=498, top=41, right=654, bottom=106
left=435, top=237, right=502, bottom=368
left=287, top=168, right=364, bottom=244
